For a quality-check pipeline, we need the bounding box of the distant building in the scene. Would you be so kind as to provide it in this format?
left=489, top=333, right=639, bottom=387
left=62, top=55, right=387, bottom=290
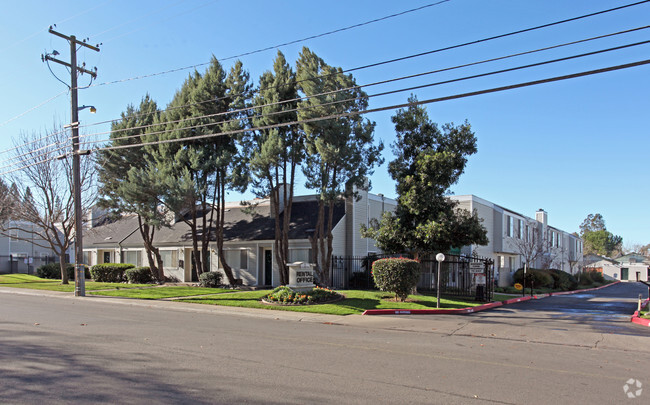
left=0, top=220, right=66, bottom=274
left=587, top=253, right=650, bottom=282
left=451, top=195, right=583, bottom=287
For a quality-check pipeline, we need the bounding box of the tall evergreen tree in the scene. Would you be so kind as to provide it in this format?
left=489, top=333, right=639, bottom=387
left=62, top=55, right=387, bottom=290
left=96, top=95, right=167, bottom=281
left=148, top=57, right=251, bottom=282
left=245, top=51, right=304, bottom=285
left=296, top=47, right=383, bottom=285
left=362, top=96, right=488, bottom=256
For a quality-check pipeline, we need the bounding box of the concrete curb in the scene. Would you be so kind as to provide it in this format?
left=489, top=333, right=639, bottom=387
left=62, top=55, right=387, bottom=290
left=631, top=297, right=650, bottom=327
left=362, top=281, right=621, bottom=316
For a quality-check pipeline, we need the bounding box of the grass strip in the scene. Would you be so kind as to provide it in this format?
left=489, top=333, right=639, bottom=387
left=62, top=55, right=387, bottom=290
left=89, top=286, right=233, bottom=299
left=0, top=274, right=153, bottom=292
left=180, top=290, right=482, bottom=316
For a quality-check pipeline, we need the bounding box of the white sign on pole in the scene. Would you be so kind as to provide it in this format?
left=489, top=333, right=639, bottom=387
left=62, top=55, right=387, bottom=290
left=469, top=263, right=484, bottom=274
left=474, top=274, right=486, bottom=285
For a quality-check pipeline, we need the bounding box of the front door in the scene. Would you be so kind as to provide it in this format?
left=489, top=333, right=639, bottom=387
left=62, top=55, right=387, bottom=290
left=264, top=250, right=273, bottom=286
left=103, top=251, right=111, bottom=264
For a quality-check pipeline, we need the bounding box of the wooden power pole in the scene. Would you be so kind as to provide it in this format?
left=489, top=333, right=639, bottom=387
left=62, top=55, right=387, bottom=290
left=42, top=27, right=99, bottom=296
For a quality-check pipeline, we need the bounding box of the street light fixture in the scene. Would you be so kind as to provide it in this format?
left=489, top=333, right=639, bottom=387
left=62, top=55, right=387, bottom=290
left=436, top=253, right=445, bottom=308
left=78, top=105, right=96, bottom=113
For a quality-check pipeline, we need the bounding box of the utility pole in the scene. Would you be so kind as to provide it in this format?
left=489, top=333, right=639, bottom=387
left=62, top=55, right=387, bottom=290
left=42, top=27, right=99, bottom=297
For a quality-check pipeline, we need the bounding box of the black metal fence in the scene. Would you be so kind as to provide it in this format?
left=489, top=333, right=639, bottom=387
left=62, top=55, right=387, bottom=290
left=0, top=255, right=56, bottom=275
left=330, top=253, right=494, bottom=301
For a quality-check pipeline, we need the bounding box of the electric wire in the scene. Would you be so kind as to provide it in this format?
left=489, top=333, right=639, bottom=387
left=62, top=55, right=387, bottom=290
left=2, top=2, right=647, bottom=164
left=3, top=25, right=648, bottom=167
left=0, top=90, right=68, bottom=129
left=76, top=15, right=650, bottom=132
left=2, top=57, right=649, bottom=177
left=74, top=37, right=650, bottom=144
left=84, top=0, right=649, bottom=91
left=93, top=58, right=650, bottom=154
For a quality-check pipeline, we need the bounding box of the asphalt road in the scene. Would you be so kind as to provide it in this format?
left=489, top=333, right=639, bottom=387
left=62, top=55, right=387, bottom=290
left=1, top=283, right=649, bottom=404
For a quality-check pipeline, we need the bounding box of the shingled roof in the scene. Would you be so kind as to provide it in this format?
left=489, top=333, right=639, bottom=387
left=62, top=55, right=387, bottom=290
left=84, top=199, right=346, bottom=248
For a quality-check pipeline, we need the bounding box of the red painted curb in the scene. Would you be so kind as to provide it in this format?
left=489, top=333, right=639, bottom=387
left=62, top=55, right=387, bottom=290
left=361, top=282, right=623, bottom=316
left=630, top=298, right=650, bottom=327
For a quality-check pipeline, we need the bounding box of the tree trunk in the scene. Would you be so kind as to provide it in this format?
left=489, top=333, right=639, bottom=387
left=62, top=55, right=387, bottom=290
left=138, top=216, right=164, bottom=282
left=216, top=178, right=236, bottom=285
left=59, top=253, right=69, bottom=285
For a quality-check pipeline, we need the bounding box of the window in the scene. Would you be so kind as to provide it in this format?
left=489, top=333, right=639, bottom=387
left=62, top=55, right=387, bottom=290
left=240, top=250, right=248, bottom=270
left=506, top=216, right=512, bottom=237
left=160, top=250, right=176, bottom=268
left=526, top=225, right=530, bottom=242
left=123, top=250, right=141, bottom=267
left=517, top=219, right=523, bottom=239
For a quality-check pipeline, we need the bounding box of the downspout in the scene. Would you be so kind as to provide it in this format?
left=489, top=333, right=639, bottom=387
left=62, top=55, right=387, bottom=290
left=118, top=226, right=140, bottom=264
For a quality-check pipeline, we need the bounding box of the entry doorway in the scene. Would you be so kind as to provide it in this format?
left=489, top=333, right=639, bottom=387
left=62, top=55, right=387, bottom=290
left=264, top=250, right=273, bottom=286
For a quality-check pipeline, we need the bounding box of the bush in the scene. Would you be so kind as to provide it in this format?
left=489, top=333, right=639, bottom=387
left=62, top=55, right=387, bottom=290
left=90, top=263, right=135, bottom=282
left=513, top=268, right=554, bottom=289
left=265, top=286, right=339, bottom=305
left=371, top=258, right=421, bottom=301
left=37, top=263, right=67, bottom=279
left=37, top=263, right=89, bottom=280
left=199, top=271, right=223, bottom=288
left=589, top=269, right=604, bottom=283
left=547, top=269, right=578, bottom=291
left=125, top=266, right=155, bottom=284
left=578, top=270, right=593, bottom=285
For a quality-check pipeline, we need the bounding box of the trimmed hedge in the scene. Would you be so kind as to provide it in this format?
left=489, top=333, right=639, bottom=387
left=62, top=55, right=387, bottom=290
left=579, top=269, right=604, bottom=285
left=90, top=263, right=135, bottom=282
left=125, top=266, right=155, bottom=284
left=372, top=257, right=420, bottom=302
left=199, top=271, right=223, bottom=288
left=37, top=263, right=90, bottom=280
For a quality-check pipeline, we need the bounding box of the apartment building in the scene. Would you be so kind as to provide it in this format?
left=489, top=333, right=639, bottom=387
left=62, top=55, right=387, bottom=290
left=451, top=195, right=583, bottom=287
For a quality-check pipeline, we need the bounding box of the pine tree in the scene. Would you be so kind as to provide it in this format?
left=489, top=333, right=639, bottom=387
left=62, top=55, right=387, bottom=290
left=296, top=47, right=383, bottom=285
left=362, top=96, right=488, bottom=256
left=244, top=51, right=304, bottom=285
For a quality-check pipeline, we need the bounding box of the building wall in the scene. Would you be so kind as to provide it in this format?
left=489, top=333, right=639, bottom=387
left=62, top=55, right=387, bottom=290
left=450, top=195, right=584, bottom=286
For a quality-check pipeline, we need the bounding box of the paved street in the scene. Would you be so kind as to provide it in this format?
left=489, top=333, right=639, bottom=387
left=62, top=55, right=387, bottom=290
left=1, top=283, right=649, bottom=404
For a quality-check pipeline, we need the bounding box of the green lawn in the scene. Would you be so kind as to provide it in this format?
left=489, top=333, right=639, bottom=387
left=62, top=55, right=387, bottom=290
left=0, top=274, right=153, bottom=292
left=0, top=274, right=498, bottom=315
left=180, top=290, right=482, bottom=316
left=89, top=286, right=233, bottom=299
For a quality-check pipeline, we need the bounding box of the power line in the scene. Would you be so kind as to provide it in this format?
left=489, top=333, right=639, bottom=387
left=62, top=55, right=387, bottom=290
left=3, top=57, right=648, bottom=177
left=75, top=37, right=650, bottom=144
left=84, top=0, right=649, bottom=90
left=76, top=23, right=650, bottom=134
left=83, top=0, right=453, bottom=88
left=2, top=23, right=647, bottom=165
left=0, top=90, right=68, bottom=129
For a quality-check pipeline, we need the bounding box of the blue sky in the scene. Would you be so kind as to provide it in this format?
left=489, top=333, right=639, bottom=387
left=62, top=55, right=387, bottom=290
left=1, top=0, right=648, bottom=246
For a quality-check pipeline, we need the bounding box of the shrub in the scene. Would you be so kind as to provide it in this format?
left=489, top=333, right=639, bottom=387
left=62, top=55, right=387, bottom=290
left=199, top=271, right=223, bottom=288
left=578, top=270, right=594, bottom=285
left=588, top=269, right=604, bottom=283
left=371, top=257, right=421, bottom=301
left=547, top=269, right=578, bottom=291
left=37, top=263, right=89, bottom=280
left=37, top=263, right=66, bottom=279
left=125, top=266, right=155, bottom=284
left=513, top=268, right=554, bottom=289
left=90, top=263, right=135, bottom=282
left=265, top=286, right=338, bottom=305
